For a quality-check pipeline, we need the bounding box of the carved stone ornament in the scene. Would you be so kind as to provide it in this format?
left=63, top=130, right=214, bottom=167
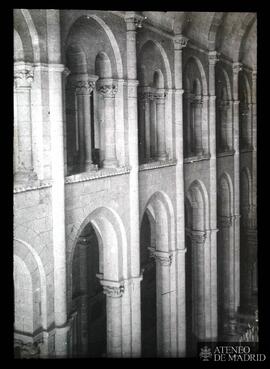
left=208, top=51, right=220, bottom=65
left=138, top=91, right=151, bottom=102
left=174, top=35, right=188, bottom=50
left=75, top=80, right=96, bottom=94
left=102, top=284, right=125, bottom=298
left=97, top=84, right=118, bottom=97
left=125, top=12, right=145, bottom=31
left=218, top=215, right=233, bottom=228
left=191, top=232, right=207, bottom=246
left=14, top=65, right=34, bottom=88
left=148, top=247, right=173, bottom=266
left=233, top=62, right=243, bottom=74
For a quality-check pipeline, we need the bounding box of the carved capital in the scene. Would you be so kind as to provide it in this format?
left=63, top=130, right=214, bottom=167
left=125, top=12, right=145, bottom=31
left=75, top=80, right=95, bottom=94
left=218, top=99, right=231, bottom=110
left=233, top=62, right=243, bottom=74
left=218, top=215, right=233, bottom=228
left=174, top=35, right=188, bottom=50
left=148, top=247, right=172, bottom=266
left=14, top=64, right=34, bottom=88
left=208, top=51, right=220, bottom=66
left=154, top=89, right=166, bottom=102
left=138, top=91, right=151, bottom=102
left=100, top=279, right=125, bottom=298
left=191, top=231, right=207, bottom=246
left=97, top=83, right=118, bottom=98
left=102, top=284, right=124, bottom=297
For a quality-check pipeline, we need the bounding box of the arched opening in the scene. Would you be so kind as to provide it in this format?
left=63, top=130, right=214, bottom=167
left=183, top=57, right=207, bottom=158
left=185, top=180, right=209, bottom=356
left=71, top=222, right=106, bottom=357
left=217, top=174, right=235, bottom=339
left=216, top=66, right=233, bottom=153
left=140, top=211, right=157, bottom=357
left=239, top=73, right=252, bottom=150
left=137, top=41, right=169, bottom=164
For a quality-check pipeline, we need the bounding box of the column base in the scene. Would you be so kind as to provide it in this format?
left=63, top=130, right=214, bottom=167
left=14, top=169, right=39, bottom=185
left=102, top=158, right=119, bottom=169
left=85, top=162, right=98, bottom=172
left=54, top=325, right=69, bottom=358
left=155, top=152, right=168, bottom=161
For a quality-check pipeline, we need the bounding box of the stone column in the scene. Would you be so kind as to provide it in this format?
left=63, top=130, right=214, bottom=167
left=232, top=62, right=242, bottom=312
left=219, top=100, right=230, bottom=151
left=77, top=236, right=90, bottom=356
left=150, top=92, right=157, bottom=159
left=191, top=231, right=206, bottom=341
left=208, top=51, right=219, bottom=340
left=251, top=68, right=257, bottom=233
left=192, top=95, right=203, bottom=155
left=124, top=12, right=144, bottom=357
left=173, top=34, right=188, bottom=357
left=14, top=62, right=38, bottom=184
left=218, top=215, right=237, bottom=335
left=100, top=280, right=124, bottom=357
left=155, top=89, right=168, bottom=161
left=75, top=77, right=98, bottom=172
left=140, top=89, right=151, bottom=162
left=46, top=9, right=68, bottom=357
left=97, top=79, right=118, bottom=168
left=149, top=248, right=172, bottom=357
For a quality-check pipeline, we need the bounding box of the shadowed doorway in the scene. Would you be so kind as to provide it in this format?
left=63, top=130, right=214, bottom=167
left=140, top=212, right=157, bottom=357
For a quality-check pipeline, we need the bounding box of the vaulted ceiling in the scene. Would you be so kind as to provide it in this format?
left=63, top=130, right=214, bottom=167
left=141, top=11, right=257, bottom=68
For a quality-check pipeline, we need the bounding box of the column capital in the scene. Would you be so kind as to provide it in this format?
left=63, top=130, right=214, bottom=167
left=148, top=247, right=173, bottom=266
left=208, top=50, right=220, bottom=66
left=75, top=80, right=96, bottom=94
left=14, top=62, right=34, bottom=88
left=63, top=67, right=71, bottom=78
left=97, top=79, right=118, bottom=97
left=173, top=34, right=188, bottom=50
left=138, top=91, right=151, bottom=102
left=154, top=89, right=166, bottom=102
left=124, top=12, right=145, bottom=31
left=233, top=62, right=243, bottom=74
left=252, top=69, right=257, bottom=79
left=191, top=230, right=207, bottom=246
left=100, top=279, right=125, bottom=298
left=218, top=215, right=233, bottom=228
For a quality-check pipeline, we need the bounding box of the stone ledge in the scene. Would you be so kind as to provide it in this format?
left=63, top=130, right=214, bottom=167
left=65, top=166, right=131, bottom=184
left=14, top=181, right=52, bottom=194
left=217, top=149, right=235, bottom=158
left=139, top=159, right=177, bottom=171
left=184, top=153, right=211, bottom=163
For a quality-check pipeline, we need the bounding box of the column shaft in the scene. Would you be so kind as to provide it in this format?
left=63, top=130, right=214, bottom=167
left=150, top=96, right=157, bottom=158
left=46, top=8, right=67, bottom=358
left=155, top=93, right=167, bottom=160
left=98, top=81, right=118, bottom=168
left=173, top=34, right=188, bottom=357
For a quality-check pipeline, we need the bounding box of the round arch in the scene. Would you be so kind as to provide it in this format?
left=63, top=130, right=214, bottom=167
left=218, top=172, right=234, bottom=215
left=138, top=39, right=173, bottom=89
left=20, top=9, right=41, bottom=63
left=141, top=191, right=175, bottom=252
left=184, top=56, right=208, bottom=95
left=13, top=238, right=48, bottom=330
left=186, top=179, right=210, bottom=231
left=65, top=14, right=123, bottom=79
